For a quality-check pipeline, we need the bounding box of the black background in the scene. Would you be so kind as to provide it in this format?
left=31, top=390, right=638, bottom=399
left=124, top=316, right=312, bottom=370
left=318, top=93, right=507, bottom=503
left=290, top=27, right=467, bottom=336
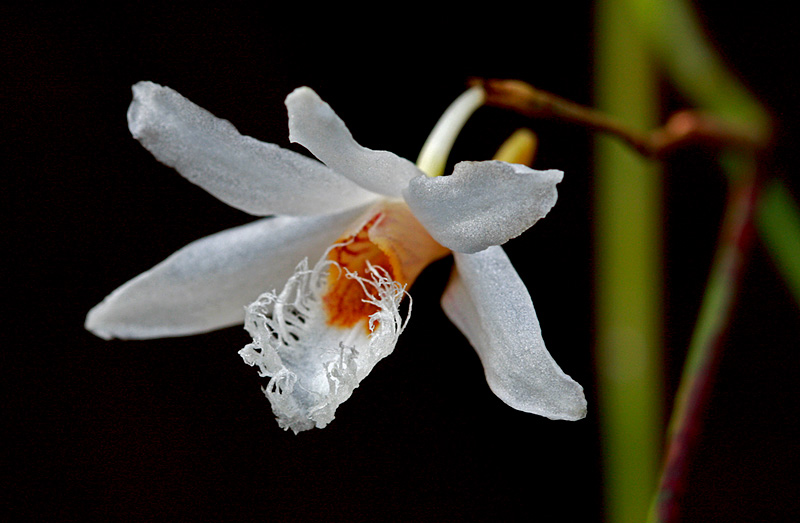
left=5, top=3, right=798, bottom=522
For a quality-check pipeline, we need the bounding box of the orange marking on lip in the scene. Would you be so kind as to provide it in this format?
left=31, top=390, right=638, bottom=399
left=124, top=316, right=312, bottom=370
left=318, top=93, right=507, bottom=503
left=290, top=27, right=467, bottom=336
left=323, top=213, right=399, bottom=330
left=322, top=202, right=450, bottom=333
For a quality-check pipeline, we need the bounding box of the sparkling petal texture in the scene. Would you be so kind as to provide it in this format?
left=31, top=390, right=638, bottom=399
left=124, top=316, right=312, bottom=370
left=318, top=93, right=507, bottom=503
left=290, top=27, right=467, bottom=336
left=85, top=206, right=370, bottom=340
left=403, top=160, right=563, bottom=253
left=286, top=87, right=425, bottom=197
left=128, top=81, right=376, bottom=216
left=240, top=249, right=409, bottom=433
left=441, top=246, right=587, bottom=420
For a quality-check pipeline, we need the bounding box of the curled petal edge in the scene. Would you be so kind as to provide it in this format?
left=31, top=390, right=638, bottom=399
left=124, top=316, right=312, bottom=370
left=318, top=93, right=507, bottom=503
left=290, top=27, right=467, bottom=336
left=403, top=161, right=563, bottom=253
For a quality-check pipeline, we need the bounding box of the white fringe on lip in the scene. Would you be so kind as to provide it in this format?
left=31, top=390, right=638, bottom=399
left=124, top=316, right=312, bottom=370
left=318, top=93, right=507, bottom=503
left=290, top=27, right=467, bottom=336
left=239, top=247, right=410, bottom=434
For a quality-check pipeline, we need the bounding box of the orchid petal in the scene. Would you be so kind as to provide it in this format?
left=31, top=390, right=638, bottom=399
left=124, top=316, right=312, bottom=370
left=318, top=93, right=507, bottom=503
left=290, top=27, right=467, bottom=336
left=403, top=160, right=563, bottom=253
left=441, top=246, right=587, bottom=420
left=128, top=81, right=377, bottom=216
left=85, top=205, right=371, bottom=340
left=286, top=87, right=425, bottom=197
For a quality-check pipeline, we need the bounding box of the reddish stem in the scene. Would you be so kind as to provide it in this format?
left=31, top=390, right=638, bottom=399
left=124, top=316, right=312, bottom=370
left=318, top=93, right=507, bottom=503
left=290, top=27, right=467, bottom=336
left=655, top=177, right=760, bottom=522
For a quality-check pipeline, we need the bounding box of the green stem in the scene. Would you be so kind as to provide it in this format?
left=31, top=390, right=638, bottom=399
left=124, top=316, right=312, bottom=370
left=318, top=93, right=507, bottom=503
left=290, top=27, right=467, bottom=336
left=756, top=180, right=800, bottom=305
left=621, top=0, right=798, bottom=520
left=594, top=2, right=664, bottom=523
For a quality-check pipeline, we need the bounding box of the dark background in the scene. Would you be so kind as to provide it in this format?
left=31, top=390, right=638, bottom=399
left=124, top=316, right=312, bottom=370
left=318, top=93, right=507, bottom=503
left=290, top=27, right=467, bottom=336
left=5, top=3, right=798, bottom=522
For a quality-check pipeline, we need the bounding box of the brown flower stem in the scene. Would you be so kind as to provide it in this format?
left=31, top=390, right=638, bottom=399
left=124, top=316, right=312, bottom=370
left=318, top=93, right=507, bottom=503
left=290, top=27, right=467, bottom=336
left=472, top=78, right=768, bottom=158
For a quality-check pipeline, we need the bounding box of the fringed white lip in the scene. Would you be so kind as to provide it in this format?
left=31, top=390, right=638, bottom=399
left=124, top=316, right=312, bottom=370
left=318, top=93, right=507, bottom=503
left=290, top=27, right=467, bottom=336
left=239, top=246, right=410, bottom=434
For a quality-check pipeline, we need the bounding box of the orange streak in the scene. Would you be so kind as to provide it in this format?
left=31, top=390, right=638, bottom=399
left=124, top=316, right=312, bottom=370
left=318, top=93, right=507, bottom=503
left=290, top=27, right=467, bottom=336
left=322, top=202, right=450, bottom=332
left=323, top=213, right=397, bottom=330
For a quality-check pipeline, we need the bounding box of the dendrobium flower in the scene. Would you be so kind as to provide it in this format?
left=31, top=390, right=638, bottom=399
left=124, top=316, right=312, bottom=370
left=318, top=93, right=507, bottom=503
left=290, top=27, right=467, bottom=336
left=86, top=81, right=587, bottom=433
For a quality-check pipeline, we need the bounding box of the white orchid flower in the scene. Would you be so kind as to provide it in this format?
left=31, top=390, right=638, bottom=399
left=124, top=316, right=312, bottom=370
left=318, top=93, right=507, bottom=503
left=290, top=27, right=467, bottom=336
left=86, top=81, right=587, bottom=433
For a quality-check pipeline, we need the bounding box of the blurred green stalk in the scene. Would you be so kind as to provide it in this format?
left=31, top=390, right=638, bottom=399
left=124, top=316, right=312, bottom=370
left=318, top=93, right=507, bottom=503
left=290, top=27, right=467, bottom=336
left=594, top=1, right=664, bottom=522
left=757, top=180, right=800, bottom=304
left=620, top=0, right=797, bottom=520
left=624, top=0, right=799, bottom=307
left=594, top=0, right=798, bottom=520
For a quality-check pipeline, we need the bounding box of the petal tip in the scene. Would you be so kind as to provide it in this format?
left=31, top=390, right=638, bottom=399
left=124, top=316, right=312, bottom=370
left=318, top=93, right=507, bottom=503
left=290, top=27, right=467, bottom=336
left=489, top=373, right=588, bottom=422
left=127, top=81, right=164, bottom=140
left=537, top=376, right=587, bottom=421
left=285, top=85, right=316, bottom=102
left=546, top=383, right=588, bottom=421
left=285, top=86, right=326, bottom=146
left=84, top=303, right=114, bottom=340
